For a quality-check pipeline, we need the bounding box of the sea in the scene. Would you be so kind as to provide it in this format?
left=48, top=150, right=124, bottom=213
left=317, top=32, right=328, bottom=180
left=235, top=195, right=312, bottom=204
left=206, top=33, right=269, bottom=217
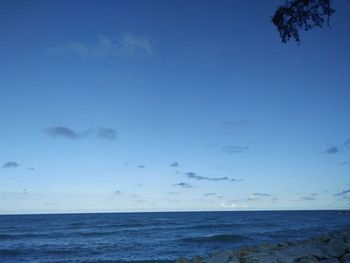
left=0, top=210, right=349, bottom=262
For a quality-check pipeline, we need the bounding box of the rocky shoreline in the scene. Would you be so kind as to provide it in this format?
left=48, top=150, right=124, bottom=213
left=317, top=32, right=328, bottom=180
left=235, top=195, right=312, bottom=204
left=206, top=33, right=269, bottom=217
left=176, top=228, right=350, bottom=263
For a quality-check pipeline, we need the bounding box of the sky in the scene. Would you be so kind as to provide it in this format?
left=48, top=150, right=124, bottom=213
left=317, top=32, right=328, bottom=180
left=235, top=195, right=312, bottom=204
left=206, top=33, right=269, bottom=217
left=0, top=0, right=350, bottom=214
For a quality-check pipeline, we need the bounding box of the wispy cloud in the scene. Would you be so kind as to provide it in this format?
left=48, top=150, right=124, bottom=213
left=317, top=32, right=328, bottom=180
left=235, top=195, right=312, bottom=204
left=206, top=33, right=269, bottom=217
left=120, top=32, right=153, bottom=55
left=253, top=193, right=272, bottom=197
left=49, top=33, right=153, bottom=58
left=174, top=182, right=193, bottom=188
left=344, top=139, right=350, bottom=147
left=221, top=120, right=248, bottom=134
left=166, top=199, right=181, bottom=204
left=134, top=199, right=146, bottom=203
left=97, top=127, right=117, bottom=140
left=2, top=161, right=19, bottom=168
left=185, top=171, right=239, bottom=182
left=324, top=146, right=339, bottom=154
left=203, top=193, right=216, bottom=196
left=334, top=189, right=350, bottom=196
left=170, top=162, right=179, bottom=167
left=338, top=195, right=350, bottom=201
left=338, top=161, right=350, bottom=166
left=244, top=193, right=275, bottom=202
left=45, top=126, right=117, bottom=140
left=1, top=190, right=28, bottom=196
left=300, top=196, right=315, bottom=201
left=45, top=126, right=84, bottom=139
left=221, top=145, right=249, bottom=154
left=246, top=196, right=260, bottom=201
left=131, top=195, right=147, bottom=204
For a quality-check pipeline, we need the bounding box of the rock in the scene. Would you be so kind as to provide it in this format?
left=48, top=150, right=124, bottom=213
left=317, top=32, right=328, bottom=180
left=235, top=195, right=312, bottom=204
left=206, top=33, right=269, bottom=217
left=278, top=241, right=299, bottom=249
left=340, top=230, right=350, bottom=243
left=319, top=259, right=339, bottom=263
left=329, top=231, right=343, bottom=239
left=345, top=243, right=350, bottom=253
left=191, top=255, right=204, bottom=263
left=240, top=252, right=280, bottom=263
left=177, top=257, right=191, bottom=263
left=238, top=246, right=260, bottom=257
left=204, top=250, right=237, bottom=263
left=204, top=250, right=239, bottom=263
left=342, top=253, right=350, bottom=263
left=275, top=244, right=324, bottom=263
left=321, top=240, right=346, bottom=258
left=259, top=242, right=280, bottom=251
left=175, top=228, right=350, bottom=263
left=294, top=255, right=319, bottom=263
left=226, top=257, right=240, bottom=263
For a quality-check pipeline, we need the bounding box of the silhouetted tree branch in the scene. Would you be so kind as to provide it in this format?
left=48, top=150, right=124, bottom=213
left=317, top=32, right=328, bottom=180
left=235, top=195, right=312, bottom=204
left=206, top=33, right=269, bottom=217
left=272, top=0, right=335, bottom=43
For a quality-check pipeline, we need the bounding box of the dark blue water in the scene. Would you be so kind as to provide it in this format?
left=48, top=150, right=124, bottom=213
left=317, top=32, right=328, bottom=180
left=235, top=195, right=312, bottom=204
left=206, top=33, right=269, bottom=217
left=0, top=211, right=349, bottom=262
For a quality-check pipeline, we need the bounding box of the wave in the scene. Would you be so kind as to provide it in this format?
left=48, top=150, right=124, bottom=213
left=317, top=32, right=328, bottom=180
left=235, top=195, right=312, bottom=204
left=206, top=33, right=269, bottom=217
left=78, top=231, right=117, bottom=237
left=0, top=230, right=117, bottom=240
left=0, top=249, right=24, bottom=256
left=40, top=248, right=77, bottom=255
left=180, top=234, right=244, bottom=243
left=116, top=223, right=244, bottom=233
left=0, top=234, right=14, bottom=240
left=68, top=222, right=88, bottom=228
left=264, top=226, right=330, bottom=240
left=107, top=223, right=146, bottom=228
left=176, top=223, right=244, bottom=230
left=0, top=233, right=51, bottom=240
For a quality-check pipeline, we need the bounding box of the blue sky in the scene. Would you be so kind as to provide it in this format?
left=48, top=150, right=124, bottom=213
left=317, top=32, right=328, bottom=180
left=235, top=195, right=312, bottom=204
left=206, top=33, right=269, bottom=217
left=1, top=0, right=350, bottom=214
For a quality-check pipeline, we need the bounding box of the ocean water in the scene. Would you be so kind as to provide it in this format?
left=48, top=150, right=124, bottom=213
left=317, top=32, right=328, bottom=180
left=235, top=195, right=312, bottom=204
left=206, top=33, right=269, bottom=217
left=0, top=211, right=349, bottom=262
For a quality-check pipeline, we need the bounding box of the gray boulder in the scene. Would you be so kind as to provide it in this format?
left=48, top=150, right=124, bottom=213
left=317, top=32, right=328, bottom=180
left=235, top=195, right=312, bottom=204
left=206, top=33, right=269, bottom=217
left=321, top=240, right=346, bottom=258
left=175, top=228, right=350, bottom=263
left=293, top=255, right=319, bottom=263
left=342, top=253, right=350, bottom=263
left=191, top=255, right=204, bottom=263
left=176, top=256, right=191, bottom=263
left=204, top=250, right=238, bottom=263
left=240, top=252, right=280, bottom=263
left=275, top=244, right=324, bottom=263
left=318, top=259, right=339, bottom=263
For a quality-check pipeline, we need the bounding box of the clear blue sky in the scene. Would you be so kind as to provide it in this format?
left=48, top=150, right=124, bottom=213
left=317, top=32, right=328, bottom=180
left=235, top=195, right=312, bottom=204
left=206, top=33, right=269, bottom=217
left=1, top=0, right=349, bottom=214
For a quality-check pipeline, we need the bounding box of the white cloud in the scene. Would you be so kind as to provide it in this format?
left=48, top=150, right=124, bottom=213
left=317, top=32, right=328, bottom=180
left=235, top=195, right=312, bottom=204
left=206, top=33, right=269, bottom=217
left=50, top=33, right=153, bottom=58
left=221, top=202, right=248, bottom=208
left=66, top=41, right=90, bottom=56
left=120, top=32, right=153, bottom=55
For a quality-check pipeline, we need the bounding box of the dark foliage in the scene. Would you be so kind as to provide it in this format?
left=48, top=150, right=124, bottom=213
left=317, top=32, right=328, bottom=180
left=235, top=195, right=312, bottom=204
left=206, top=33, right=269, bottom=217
left=272, top=0, right=335, bottom=43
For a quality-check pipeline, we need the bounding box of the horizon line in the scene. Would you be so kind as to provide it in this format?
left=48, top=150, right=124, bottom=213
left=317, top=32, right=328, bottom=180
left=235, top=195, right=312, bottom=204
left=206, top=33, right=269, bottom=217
left=0, top=208, right=349, bottom=216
